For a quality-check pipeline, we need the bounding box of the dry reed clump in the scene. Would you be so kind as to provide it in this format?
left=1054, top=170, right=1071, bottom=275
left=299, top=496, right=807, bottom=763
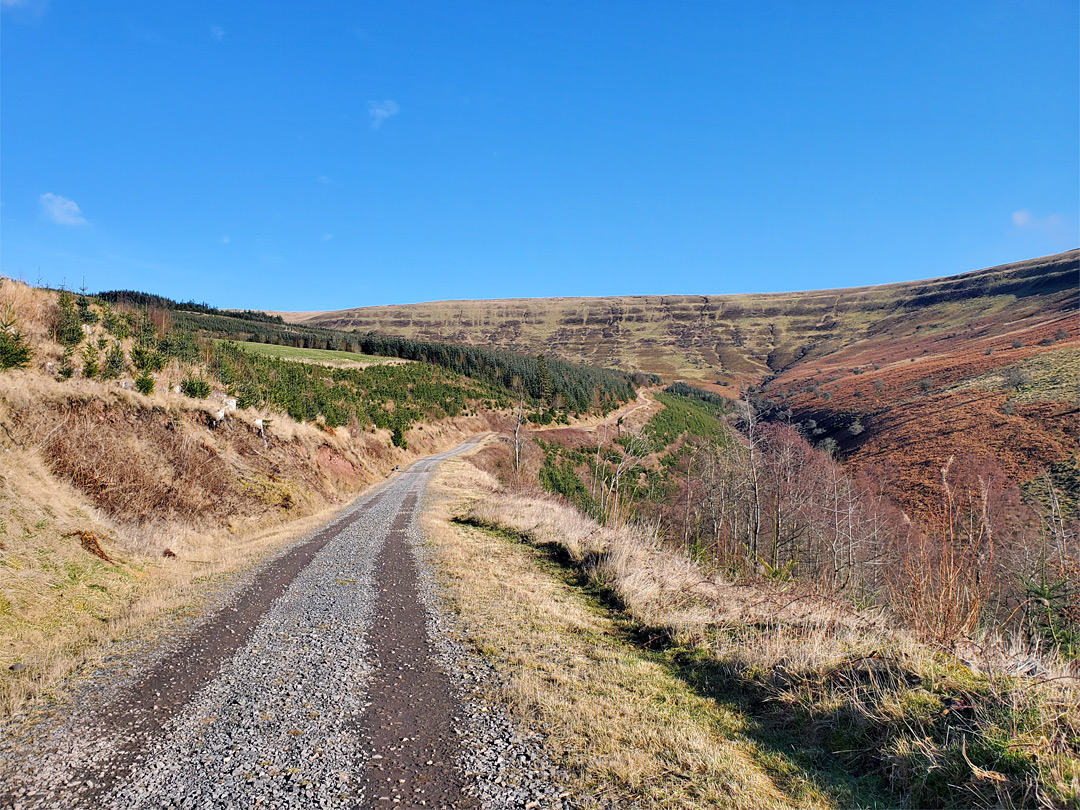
left=465, top=487, right=1080, bottom=809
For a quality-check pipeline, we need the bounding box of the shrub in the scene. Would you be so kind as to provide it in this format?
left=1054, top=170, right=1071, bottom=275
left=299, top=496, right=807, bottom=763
left=873, top=379, right=884, bottom=392
left=849, top=418, right=864, bottom=436
left=135, top=375, right=155, bottom=395
left=58, top=347, right=74, bottom=379
left=1002, top=366, right=1027, bottom=391
left=53, top=291, right=84, bottom=347
left=101, top=304, right=130, bottom=339
left=81, top=344, right=99, bottom=379
left=1056, top=327, right=1068, bottom=341
left=101, top=342, right=126, bottom=379
left=391, top=424, right=408, bottom=449
left=76, top=297, right=98, bottom=324
left=181, top=376, right=211, bottom=398
left=0, top=315, right=31, bottom=371
left=1012, top=339, right=1024, bottom=349
left=918, top=378, right=932, bottom=393
left=131, top=345, right=166, bottom=373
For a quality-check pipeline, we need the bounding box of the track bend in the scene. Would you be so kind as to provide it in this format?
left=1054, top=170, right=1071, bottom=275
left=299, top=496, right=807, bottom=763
left=0, top=438, right=487, bottom=809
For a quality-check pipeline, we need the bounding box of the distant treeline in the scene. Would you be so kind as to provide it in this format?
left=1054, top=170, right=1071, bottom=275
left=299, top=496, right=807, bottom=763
left=344, top=333, right=638, bottom=414
left=96, top=290, right=284, bottom=325
left=664, top=381, right=732, bottom=413
left=165, top=309, right=641, bottom=415
left=88, top=289, right=645, bottom=415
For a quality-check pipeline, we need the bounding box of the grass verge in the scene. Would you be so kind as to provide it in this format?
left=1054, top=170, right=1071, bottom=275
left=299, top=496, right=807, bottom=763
left=425, top=455, right=1080, bottom=809
left=425, top=455, right=847, bottom=809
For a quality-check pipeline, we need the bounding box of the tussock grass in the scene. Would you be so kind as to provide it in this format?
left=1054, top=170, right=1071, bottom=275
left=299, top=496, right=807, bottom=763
left=437, top=462, right=1080, bottom=809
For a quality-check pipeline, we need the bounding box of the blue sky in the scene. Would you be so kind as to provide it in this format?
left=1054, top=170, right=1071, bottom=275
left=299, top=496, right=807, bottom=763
left=1, top=1, right=1076, bottom=310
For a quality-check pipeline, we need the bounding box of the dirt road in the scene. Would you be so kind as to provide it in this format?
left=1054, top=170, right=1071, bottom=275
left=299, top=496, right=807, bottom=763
left=0, top=438, right=564, bottom=809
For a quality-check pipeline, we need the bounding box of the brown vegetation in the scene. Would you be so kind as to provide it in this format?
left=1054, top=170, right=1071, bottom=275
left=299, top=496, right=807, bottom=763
left=284, top=251, right=1079, bottom=518
left=435, top=443, right=1080, bottom=808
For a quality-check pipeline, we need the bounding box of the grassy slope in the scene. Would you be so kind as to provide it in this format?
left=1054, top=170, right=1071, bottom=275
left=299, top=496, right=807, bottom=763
left=285, top=251, right=1077, bottom=390
left=424, top=456, right=840, bottom=810
left=212, top=339, right=402, bottom=367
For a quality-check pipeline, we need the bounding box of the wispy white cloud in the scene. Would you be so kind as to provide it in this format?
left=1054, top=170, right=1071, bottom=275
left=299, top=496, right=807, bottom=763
left=40, top=193, right=87, bottom=226
left=317, top=175, right=333, bottom=185
left=1, top=0, right=49, bottom=19
left=368, top=100, right=399, bottom=129
left=321, top=233, right=333, bottom=241
left=220, top=235, right=231, bottom=244
left=1011, top=209, right=1078, bottom=247
left=210, top=24, right=224, bottom=41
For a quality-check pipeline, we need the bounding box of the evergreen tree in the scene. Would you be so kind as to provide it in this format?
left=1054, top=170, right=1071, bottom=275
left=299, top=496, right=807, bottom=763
left=537, top=354, right=554, bottom=405
left=54, top=291, right=84, bottom=346
left=0, top=315, right=31, bottom=371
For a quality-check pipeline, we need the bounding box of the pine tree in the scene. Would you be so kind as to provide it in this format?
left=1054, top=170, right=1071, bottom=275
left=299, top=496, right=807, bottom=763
left=537, top=354, right=553, bottom=405
left=0, top=315, right=31, bottom=370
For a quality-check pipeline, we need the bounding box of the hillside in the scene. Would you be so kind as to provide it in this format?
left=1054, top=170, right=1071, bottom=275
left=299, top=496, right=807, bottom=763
left=0, top=278, right=530, bottom=716
left=285, top=251, right=1079, bottom=515
left=281, top=251, right=1077, bottom=391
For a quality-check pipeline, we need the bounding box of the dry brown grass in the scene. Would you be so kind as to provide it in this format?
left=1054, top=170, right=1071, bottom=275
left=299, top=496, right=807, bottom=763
left=428, top=455, right=1080, bottom=808
left=0, top=434, right=365, bottom=720
left=0, top=277, right=55, bottom=355
left=423, top=453, right=837, bottom=810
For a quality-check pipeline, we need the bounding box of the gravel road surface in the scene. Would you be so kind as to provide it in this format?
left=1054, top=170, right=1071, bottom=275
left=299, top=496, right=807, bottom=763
left=0, top=438, right=568, bottom=809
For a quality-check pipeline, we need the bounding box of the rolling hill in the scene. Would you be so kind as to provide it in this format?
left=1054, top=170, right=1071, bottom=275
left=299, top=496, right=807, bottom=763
left=281, top=251, right=1077, bottom=390
left=284, top=250, right=1079, bottom=515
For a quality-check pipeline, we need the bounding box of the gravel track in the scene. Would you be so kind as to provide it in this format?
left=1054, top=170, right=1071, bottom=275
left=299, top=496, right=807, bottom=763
left=0, top=438, right=569, bottom=810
